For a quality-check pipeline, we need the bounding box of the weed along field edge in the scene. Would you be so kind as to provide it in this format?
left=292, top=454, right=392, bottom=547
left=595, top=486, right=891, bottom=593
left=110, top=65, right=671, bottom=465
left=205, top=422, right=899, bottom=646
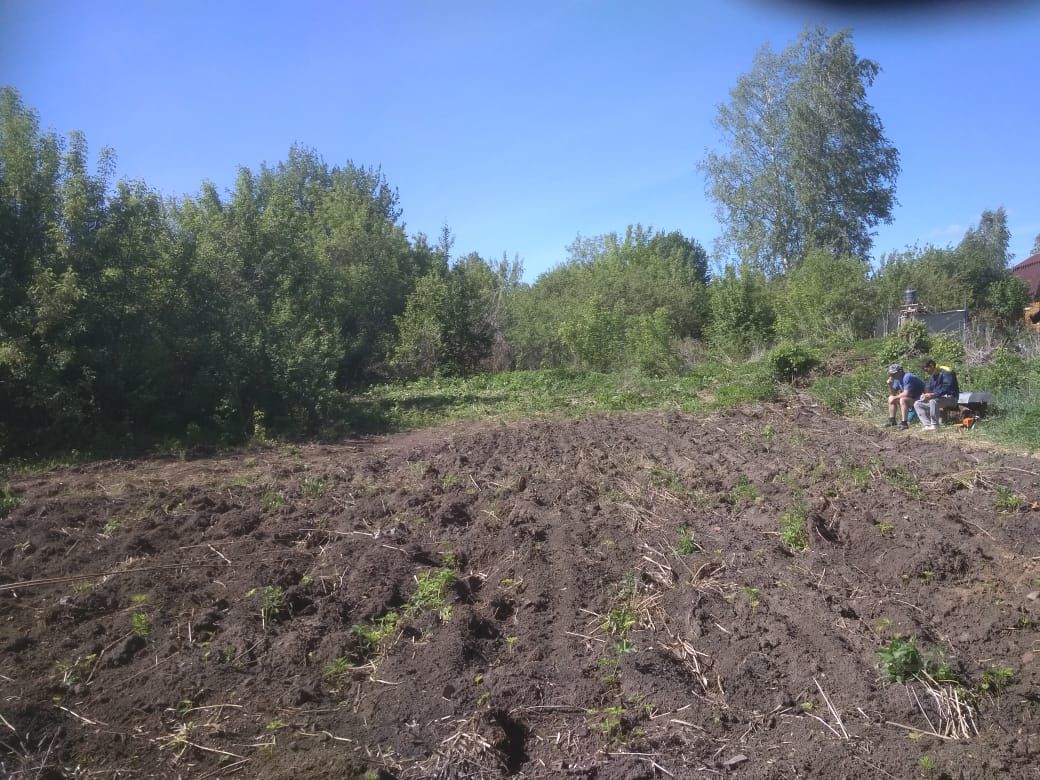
left=2, top=401, right=1039, bottom=778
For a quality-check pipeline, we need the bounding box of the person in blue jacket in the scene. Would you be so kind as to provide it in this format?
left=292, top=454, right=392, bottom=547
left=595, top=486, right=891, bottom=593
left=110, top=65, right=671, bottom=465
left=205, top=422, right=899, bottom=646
left=913, top=358, right=960, bottom=431
left=886, top=364, right=925, bottom=430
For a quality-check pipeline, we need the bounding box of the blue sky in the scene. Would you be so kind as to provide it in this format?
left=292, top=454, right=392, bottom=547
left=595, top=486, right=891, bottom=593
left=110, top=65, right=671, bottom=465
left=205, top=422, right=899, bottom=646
left=2, top=0, right=1038, bottom=281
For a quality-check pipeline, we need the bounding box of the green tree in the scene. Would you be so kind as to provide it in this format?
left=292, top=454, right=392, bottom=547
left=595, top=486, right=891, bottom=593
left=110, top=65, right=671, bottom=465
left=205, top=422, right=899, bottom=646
left=774, top=249, right=875, bottom=342
left=391, top=253, right=496, bottom=377
left=701, top=26, right=900, bottom=276
left=707, top=264, right=775, bottom=356
left=1032, top=233, right=1040, bottom=257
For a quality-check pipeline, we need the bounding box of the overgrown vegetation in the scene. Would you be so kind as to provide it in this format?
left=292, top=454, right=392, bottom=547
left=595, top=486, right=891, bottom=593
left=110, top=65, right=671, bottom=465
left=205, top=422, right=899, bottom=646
left=2, top=60, right=1037, bottom=461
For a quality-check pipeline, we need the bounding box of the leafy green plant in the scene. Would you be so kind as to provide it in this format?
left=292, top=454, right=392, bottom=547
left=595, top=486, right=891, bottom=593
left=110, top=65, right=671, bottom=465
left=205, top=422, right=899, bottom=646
left=779, top=502, right=809, bottom=553
left=879, top=637, right=924, bottom=682
left=261, top=490, right=286, bottom=512
left=324, top=656, right=351, bottom=687
left=979, top=664, right=1014, bottom=692
left=877, top=520, right=894, bottom=536
left=994, top=485, right=1024, bottom=512
left=885, top=465, right=924, bottom=500
left=0, top=486, right=20, bottom=518
left=301, top=477, right=327, bottom=498
left=730, top=475, right=759, bottom=504
left=767, top=341, right=820, bottom=381
left=604, top=606, right=638, bottom=638
left=675, top=526, right=698, bottom=555
left=587, top=705, right=626, bottom=739
left=131, top=613, right=151, bottom=637
left=352, top=611, right=400, bottom=650
left=247, top=585, right=286, bottom=630
left=408, top=567, right=455, bottom=621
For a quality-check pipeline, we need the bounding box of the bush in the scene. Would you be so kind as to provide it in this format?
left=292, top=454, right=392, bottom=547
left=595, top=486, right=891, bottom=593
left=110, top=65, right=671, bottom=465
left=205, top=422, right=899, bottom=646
left=767, top=342, right=820, bottom=382
left=878, top=320, right=930, bottom=364
left=928, top=333, right=965, bottom=368
left=809, top=366, right=881, bottom=416
left=625, top=309, right=679, bottom=377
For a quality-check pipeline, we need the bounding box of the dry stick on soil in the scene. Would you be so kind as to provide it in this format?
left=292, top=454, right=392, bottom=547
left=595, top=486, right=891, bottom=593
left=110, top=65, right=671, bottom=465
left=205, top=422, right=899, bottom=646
left=85, top=630, right=133, bottom=685
left=0, top=560, right=237, bottom=593
left=813, top=677, right=850, bottom=739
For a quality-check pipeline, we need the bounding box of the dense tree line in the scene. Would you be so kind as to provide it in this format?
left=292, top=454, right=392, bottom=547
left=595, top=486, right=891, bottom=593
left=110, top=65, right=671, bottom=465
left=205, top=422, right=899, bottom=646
left=1, top=58, right=1031, bottom=456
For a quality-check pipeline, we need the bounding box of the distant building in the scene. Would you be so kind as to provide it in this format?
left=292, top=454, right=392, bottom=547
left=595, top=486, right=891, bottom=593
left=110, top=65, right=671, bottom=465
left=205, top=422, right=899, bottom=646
left=1011, top=253, right=1040, bottom=300
left=1011, top=253, right=1040, bottom=332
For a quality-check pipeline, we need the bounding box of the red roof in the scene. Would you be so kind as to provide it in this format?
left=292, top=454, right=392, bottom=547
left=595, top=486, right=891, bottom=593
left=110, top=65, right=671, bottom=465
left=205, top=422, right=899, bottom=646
left=1012, top=253, right=1040, bottom=299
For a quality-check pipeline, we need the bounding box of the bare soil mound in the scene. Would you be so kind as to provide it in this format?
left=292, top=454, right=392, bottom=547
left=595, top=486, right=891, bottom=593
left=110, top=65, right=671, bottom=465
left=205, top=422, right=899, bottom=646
left=2, top=401, right=1039, bottom=779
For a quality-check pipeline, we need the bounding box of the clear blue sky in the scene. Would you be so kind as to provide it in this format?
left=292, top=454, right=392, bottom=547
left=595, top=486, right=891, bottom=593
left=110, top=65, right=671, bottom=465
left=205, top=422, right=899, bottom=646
left=2, top=0, right=1038, bottom=281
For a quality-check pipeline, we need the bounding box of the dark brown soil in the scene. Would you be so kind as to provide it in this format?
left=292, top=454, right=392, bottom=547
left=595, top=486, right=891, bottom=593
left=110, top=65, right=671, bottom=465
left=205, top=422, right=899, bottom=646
left=2, top=401, right=1039, bottom=779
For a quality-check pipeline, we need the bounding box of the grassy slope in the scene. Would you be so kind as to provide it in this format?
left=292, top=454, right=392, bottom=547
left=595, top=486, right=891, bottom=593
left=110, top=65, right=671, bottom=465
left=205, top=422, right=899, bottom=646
left=352, top=346, right=1039, bottom=453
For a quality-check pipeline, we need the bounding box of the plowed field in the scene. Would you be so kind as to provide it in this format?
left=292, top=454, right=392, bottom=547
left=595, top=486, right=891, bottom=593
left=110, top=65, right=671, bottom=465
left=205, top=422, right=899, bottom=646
left=2, top=401, right=1039, bottom=779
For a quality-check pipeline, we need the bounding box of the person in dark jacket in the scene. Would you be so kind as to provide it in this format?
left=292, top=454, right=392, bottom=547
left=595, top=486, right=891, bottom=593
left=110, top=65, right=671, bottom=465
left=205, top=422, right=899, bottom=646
left=886, top=363, right=925, bottom=430
left=913, top=358, right=960, bottom=430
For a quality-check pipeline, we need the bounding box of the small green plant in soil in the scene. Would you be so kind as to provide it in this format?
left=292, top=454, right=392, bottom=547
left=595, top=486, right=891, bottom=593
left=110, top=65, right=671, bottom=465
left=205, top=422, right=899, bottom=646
left=649, top=465, right=686, bottom=495
left=885, top=465, right=925, bottom=500
left=301, top=477, right=328, bottom=498
left=586, top=705, right=626, bottom=739
left=408, top=567, right=455, bottom=621
left=779, top=503, right=809, bottom=553
left=131, top=612, right=152, bottom=637
left=993, top=485, right=1024, bottom=513
left=352, top=611, right=401, bottom=651
left=730, top=475, right=759, bottom=504
left=323, top=656, right=351, bottom=689
left=0, top=486, right=19, bottom=518
left=879, top=637, right=923, bottom=682
left=979, top=665, right=1014, bottom=692
left=877, top=520, right=894, bottom=536
left=247, top=585, right=285, bottom=630
left=675, top=526, right=698, bottom=555
left=604, top=605, right=637, bottom=638
left=878, top=637, right=958, bottom=684
left=261, top=490, right=286, bottom=512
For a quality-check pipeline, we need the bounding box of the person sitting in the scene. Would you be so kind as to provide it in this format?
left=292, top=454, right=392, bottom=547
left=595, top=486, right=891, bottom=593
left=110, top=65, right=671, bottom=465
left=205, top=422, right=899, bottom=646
left=886, top=363, right=924, bottom=430
left=913, top=358, right=960, bottom=431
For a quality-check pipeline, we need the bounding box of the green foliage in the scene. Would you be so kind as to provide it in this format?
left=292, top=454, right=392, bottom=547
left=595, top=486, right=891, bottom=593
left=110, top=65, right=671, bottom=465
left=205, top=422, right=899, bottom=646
left=779, top=501, right=809, bottom=552
left=878, top=637, right=924, bottom=682
left=407, top=567, right=455, bottom=621
left=965, top=347, right=1025, bottom=392
left=979, top=664, right=1014, bottom=692
left=774, top=250, right=876, bottom=342
left=130, top=612, right=151, bottom=637
left=675, top=526, right=698, bottom=555
left=261, top=490, right=286, bottom=512
left=878, top=320, right=930, bottom=364
left=392, top=256, right=496, bottom=378
left=352, top=611, right=400, bottom=649
left=701, top=26, right=899, bottom=276
left=807, top=366, right=881, bottom=418
left=604, top=606, right=638, bottom=638
left=730, top=475, right=760, bottom=504
left=507, top=225, right=708, bottom=370
left=707, top=264, right=775, bottom=356
left=927, top=334, right=965, bottom=368
left=558, top=294, right=626, bottom=372
left=625, top=308, right=679, bottom=377
left=767, top=341, right=820, bottom=381
left=993, top=485, right=1024, bottom=513
left=0, top=486, right=19, bottom=517
left=301, top=477, right=328, bottom=498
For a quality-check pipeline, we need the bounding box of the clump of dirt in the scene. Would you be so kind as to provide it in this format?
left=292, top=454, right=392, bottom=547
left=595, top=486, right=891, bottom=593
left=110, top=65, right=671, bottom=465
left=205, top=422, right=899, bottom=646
left=2, top=400, right=1039, bottom=779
